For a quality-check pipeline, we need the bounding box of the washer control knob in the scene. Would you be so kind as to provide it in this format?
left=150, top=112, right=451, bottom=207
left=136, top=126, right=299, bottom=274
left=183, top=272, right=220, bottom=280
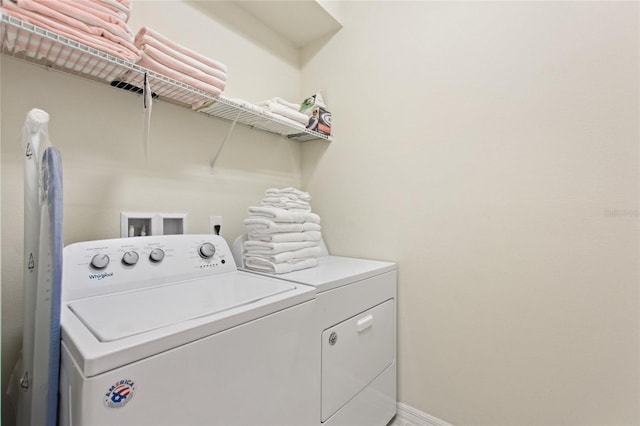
left=149, top=248, right=165, bottom=263
left=121, top=251, right=139, bottom=266
left=198, top=242, right=216, bottom=259
left=90, top=254, right=110, bottom=270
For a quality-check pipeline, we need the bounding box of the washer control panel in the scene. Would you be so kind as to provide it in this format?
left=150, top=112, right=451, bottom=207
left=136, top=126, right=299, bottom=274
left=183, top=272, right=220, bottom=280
left=63, top=234, right=237, bottom=301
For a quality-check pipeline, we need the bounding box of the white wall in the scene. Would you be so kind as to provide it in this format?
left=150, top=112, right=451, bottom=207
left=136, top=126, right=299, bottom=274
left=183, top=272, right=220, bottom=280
left=302, top=2, right=639, bottom=425
left=0, top=2, right=304, bottom=424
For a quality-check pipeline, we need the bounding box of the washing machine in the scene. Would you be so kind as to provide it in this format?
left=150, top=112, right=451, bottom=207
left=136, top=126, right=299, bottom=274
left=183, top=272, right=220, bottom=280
left=233, top=236, right=397, bottom=426
left=59, top=234, right=319, bottom=426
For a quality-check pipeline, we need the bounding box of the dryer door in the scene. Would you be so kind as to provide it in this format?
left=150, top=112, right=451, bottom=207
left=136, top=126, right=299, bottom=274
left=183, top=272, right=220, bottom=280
left=321, top=299, right=395, bottom=422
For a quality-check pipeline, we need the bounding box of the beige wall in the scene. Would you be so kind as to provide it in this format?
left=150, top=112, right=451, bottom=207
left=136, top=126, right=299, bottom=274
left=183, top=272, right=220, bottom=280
left=0, top=2, right=304, bottom=424
left=302, top=1, right=639, bottom=425
left=2, top=1, right=639, bottom=425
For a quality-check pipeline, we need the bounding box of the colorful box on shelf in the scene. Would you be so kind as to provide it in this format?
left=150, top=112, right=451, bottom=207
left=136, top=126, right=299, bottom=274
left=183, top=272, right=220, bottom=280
left=306, top=106, right=331, bottom=136
left=301, top=92, right=332, bottom=136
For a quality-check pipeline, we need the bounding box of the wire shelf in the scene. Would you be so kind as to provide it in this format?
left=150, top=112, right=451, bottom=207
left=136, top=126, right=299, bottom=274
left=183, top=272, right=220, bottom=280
left=196, top=97, right=331, bottom=142
left=0, top=12, right=332, bottom=143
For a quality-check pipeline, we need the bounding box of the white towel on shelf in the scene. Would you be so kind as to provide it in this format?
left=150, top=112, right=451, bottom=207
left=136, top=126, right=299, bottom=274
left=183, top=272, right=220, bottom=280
left=258, top=101, right=309, bottom=125
left=248, top=227, right=321, bottom=240
left=248, top=230, right=322, bottom=243
left=245, top=245, right=322, bottom=264
left=261, top=197, right=311, bottom=211
left=271, top=97, right=301, bottom=111
left=243, top=218, right=320, bottom=234
left=242, top=187, right=321, bottom=273
left=262, top=195, right=310, bottom=204
left=265, top=187, right=311, bottom=202
left=195, top=97, right=268, bottom=114
left=247, top=206, right=320, bottom=224
left=244, top=240, right=318, bottom=255
left=245, top=256, right=318, bottom=274
left=268, top=113, right=306, bottom=130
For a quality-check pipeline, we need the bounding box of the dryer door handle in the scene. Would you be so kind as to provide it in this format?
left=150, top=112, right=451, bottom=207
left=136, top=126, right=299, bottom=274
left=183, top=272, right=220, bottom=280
left=356, top=314, right=374, bottom=333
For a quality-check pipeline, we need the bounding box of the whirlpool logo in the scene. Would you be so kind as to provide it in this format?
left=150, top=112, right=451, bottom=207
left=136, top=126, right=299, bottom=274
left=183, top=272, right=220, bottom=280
left=89, top=272, right=114, bottom=281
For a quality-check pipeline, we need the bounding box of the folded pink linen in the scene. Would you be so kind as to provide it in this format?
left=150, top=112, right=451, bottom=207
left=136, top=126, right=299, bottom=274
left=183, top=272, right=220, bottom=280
left=75, top=0, right=128, bottom=22
left=2, top=2, right=140, bottom=61
left=3, top=25, right=126, bottom=81
left=53, top=0, right=133, bottom=39
left=141, top=44, right=225, bottom=91
left=97, top=0, right=130, bottom=22
left=137, top=53, right=222, bottom=96
left=112, top=0, right=131, bottom=7
left=135, top=33, right=227, bottom=82
left=15, top=0, right=138, bottom=52
left=135, top=26, right=227, bottom=74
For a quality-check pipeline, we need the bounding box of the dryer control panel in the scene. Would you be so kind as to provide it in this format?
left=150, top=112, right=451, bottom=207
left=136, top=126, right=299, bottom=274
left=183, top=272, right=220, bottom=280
left=62, top=234, right=237, bottom=301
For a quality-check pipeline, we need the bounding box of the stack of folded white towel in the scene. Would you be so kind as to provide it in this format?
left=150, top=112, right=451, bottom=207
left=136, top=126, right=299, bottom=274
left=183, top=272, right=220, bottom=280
left=243, top=187, right=322, bottom=274
left=134, top=27, right=227, bottom=97
left=258, top=97, right=309, bottom=129
left=2, top=0, right=140, bottom=62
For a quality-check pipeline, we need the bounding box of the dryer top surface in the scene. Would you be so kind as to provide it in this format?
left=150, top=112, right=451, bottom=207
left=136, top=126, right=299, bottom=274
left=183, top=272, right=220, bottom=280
left=247, top=256, right=396, bottom=293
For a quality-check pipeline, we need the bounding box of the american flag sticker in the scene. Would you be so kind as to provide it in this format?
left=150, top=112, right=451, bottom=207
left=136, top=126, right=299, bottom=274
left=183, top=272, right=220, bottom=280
left=104, top=379, right=136, bottom=409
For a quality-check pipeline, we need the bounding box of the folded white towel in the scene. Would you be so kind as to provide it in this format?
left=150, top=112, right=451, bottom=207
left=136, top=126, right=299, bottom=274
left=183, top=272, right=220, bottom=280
left=262, top=195, right=310, bottom=205
left=261, top=200, right=311, bottom=212
left=269, top=113, right=307, bottom=130
left=248, top=230, right=322, bottom=243
left=244, top=240, right=318, bottom=255
left=265, top=187, right=311, bottom=202
left=244, top=218, right=321, bottom=234
left=247, top=206, right=320, bottom=224
left=271, top=97, right=301, bottom=111
left=248, top=227, right=321, bottom=240
left=222, top=97, right=269, bottom=114
left=245, top=245, right=322, bottom=264
left=245, top=256, right=318, bottom=274
left=258, top=100, right=309, bottom=125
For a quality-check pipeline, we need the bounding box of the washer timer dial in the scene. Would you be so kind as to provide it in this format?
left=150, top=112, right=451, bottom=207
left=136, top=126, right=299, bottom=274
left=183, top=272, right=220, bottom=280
left=122, top=251, right=139, bottom=266
left=198, top=242, right=216, bottom=259
left=90, top=254, right=110, bottom=270
left=149, top=248, right=165, bottom=263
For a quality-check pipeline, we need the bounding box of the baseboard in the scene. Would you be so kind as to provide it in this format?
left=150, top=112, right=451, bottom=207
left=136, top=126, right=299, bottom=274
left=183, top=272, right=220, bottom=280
left=391, top=402, right=452, bottom=426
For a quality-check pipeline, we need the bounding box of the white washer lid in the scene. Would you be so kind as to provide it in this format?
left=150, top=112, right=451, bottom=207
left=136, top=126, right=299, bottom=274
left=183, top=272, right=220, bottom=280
left=264, top=256, right=396, bottom=293
left=68, top=274, right=297, bottom=342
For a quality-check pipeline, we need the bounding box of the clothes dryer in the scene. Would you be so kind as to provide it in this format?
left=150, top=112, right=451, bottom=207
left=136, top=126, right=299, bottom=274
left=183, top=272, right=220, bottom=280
left=233, top=236, right=397, bottom=426
left=60, top=234, right=319, bottom=426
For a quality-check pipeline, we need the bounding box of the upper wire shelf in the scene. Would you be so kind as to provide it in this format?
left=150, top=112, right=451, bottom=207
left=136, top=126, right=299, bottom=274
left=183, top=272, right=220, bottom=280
left=0, top=13, right=332, bottom=143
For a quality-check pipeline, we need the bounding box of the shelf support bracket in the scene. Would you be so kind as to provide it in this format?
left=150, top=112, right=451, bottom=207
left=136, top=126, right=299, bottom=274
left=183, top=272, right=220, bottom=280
left=210, top=109, right=241, bottom=173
